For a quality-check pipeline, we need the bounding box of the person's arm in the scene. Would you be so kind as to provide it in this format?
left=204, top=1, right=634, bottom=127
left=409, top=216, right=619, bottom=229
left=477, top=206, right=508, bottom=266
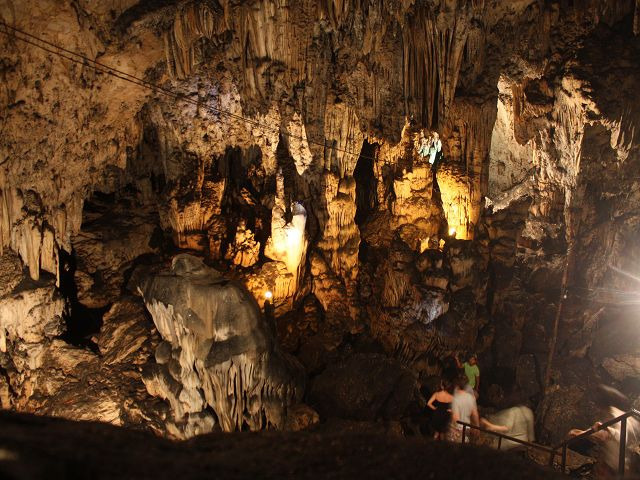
left=568, top=427, right=589, bottom=438
left=481, top=417, right=508, bottom=433
left=454, top=353, right=463, bottom=369
left=427, top=393, right=437, bottom=410
left=451, top=410, right=459, bottom=426
left=475, top=373, right=480, bottom=392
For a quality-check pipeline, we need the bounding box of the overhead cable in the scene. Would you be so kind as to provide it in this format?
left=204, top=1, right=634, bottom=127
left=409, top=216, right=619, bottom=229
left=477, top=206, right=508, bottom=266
left=0, top=20, right=381, bottom=162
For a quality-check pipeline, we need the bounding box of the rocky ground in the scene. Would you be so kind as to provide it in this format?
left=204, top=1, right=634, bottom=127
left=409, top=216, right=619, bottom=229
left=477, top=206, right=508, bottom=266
left=0, top=410, right=562, bottom=480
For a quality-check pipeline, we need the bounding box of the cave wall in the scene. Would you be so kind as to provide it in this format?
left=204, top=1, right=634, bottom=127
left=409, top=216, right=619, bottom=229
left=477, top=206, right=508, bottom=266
left=1, top=0, right=640, bottom=441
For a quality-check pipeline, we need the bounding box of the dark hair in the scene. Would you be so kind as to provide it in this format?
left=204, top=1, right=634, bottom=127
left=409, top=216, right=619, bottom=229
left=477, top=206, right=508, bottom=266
left=455, top=374, right=468, bottom=390
left=441, top=378, right=453, bottom=394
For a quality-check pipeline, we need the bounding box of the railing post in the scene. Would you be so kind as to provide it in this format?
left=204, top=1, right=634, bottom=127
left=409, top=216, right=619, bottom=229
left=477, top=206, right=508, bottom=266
left=462, top=424, right=467, bottom=444
left=548, top=447, right=556, bottom=467
left=561, top=444, right=567, bottom=474
left=497, top=436, right=502, bottom=450
left=619, top=416, right=627, bottom=478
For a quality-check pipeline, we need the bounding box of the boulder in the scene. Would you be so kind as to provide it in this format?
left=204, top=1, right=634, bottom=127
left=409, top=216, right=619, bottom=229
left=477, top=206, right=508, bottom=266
left=308, top=353, right=416, bottom=421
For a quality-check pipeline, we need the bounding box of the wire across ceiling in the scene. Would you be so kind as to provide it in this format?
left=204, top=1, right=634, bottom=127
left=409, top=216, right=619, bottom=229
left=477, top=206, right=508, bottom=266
left=0, top=20, right=383, bottom=163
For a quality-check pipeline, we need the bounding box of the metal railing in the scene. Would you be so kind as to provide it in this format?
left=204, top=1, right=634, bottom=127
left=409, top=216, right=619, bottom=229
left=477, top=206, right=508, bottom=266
left=458, top=408, right=640, bottom=478
left=457, top=421, right=557, bottom=462
left=553, top=408, right=640, bottom=477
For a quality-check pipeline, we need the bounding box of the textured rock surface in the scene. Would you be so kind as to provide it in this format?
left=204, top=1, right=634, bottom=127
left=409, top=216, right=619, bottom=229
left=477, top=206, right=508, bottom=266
left=308, top=353, right=416, bottom=422
left=0, top=275, right=163, bottom=430
left=0, top=0, right=640, bottom=450
left=135, top=254, right=304, bottom=437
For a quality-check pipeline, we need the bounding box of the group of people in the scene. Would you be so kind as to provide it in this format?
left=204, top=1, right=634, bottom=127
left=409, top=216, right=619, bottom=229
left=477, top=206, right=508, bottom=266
left=427, top=353, right=481, bottom=440
left=426, top=353, right=510, bottom=442
left=416, top=130, right=442, bottom=166
left=423, top=354, right=639, bottom=476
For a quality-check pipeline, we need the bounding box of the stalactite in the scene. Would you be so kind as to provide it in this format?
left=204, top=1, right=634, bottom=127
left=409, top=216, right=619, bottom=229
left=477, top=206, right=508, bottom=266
left=233, top=0, right=309, bottom=100
left=437, top=98, right=496, bottom=239
left=403, top=0, right=486, bottom=129
left=323, top=102, right=364, bottom=178
left=286, top=113, right=313, bottom=175
left=165, top=1, right=230, bottom=78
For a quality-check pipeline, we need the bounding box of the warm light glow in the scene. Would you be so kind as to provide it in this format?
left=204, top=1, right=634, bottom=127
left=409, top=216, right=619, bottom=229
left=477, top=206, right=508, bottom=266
left=264, top=290, right=273, bottom=300
left=449, top=227, right=456, bottom=237
left=437, top=167, right=475, bottom=240
left=266, top=201, right=308, bottom=275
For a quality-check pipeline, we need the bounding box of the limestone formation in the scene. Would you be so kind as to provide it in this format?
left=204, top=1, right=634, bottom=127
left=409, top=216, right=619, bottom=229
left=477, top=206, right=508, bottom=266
left=135, top=254, right=304, bottom=437
left=1, top=0, right=640, bottom=458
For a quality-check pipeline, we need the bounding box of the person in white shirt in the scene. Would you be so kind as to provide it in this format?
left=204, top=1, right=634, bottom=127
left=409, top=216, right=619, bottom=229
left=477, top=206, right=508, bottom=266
left=447, top=375, right=479, bottom=443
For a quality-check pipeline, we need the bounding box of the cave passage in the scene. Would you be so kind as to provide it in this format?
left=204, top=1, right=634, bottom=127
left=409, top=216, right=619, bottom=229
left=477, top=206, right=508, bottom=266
left=353, top=140, right=379, bottom=227
left=58, top=249, right=105, bottom=351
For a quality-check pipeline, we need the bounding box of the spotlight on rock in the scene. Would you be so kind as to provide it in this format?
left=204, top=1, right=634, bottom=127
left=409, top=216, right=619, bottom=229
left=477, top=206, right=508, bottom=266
left=448, top=227, right=457, bottom=237
left=264, top=290, right=273, bottom=300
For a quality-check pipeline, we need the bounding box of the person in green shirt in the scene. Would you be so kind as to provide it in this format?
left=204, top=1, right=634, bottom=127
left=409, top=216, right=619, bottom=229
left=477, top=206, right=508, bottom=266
left=455, top=353, right=480, bottom=397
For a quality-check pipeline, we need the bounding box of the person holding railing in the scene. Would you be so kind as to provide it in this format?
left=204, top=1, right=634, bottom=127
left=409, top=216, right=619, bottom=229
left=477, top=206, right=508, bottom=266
left=447, top=375, right=480, bottom=443
left=566, top=386, right=640, bottom=477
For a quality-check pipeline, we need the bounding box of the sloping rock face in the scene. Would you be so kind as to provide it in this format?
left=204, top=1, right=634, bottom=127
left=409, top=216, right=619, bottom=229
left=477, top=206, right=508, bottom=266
left=0, top=263, right=163, bottom=430
left=308, top=353, right=415, bottom=421
left=0, top=410, right=563, bottom=480
left=135, top=254, right=304, bottom=437
left=1, top=0, right=640, bottom=444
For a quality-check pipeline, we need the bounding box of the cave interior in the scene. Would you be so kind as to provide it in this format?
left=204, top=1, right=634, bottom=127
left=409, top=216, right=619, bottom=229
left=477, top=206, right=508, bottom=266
left=1, top=0, right=640, bottom=477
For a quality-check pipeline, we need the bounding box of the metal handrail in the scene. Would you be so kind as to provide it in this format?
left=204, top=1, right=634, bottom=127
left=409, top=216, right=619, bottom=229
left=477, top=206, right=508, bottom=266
left=552, top=408, right=640, bottom=477
left=456, top=421, right=557, bottom=459
left=458, top=408, right=640, bottom=478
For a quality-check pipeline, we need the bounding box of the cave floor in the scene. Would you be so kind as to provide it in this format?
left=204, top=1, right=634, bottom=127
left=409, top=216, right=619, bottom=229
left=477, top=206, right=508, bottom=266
left=0, top=410, right=562, bottom=480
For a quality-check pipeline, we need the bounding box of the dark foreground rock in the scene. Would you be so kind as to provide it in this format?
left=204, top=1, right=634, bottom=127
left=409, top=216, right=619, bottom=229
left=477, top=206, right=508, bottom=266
left=0, top=410, right=561, bottom=480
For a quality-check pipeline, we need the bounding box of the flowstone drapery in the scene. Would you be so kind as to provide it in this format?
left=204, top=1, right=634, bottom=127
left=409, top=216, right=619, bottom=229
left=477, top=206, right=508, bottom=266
left=135, top=254, right=304, bottom=438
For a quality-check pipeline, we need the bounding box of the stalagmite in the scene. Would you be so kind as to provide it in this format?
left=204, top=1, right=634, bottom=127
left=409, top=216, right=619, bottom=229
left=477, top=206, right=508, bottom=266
left=226, top=220, right=260, bottom=268
left=264, top=171, right=308, bottom=284
left=135, top=254, right=304, bottom=437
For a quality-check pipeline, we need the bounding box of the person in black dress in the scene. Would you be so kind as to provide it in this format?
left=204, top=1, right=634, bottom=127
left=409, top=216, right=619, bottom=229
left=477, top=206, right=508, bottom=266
left=427, top=378, right=454, bottom=440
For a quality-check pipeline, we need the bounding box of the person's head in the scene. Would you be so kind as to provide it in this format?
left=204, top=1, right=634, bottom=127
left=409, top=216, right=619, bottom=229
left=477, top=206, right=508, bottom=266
left=468, top=354, right=477, bottom=366
left=455, top=374, right=468, bottom=391
left=441, top=378, right=453, bottom=394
